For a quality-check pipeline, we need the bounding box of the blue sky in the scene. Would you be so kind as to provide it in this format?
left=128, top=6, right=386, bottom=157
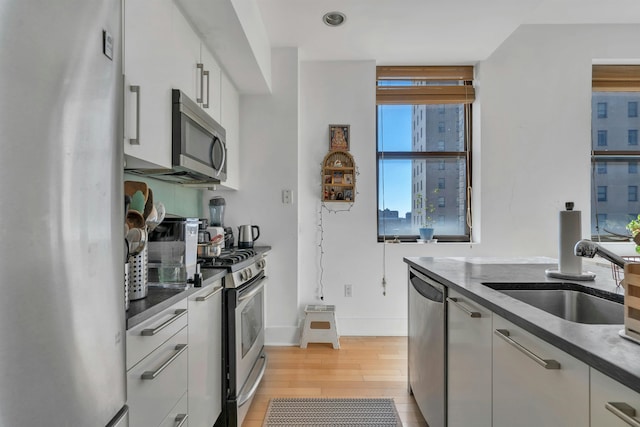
left=377, top=105, right=412, bottom=214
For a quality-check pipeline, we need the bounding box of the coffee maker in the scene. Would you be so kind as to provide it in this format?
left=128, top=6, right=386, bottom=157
left=208, top=197, right=234, bottom=249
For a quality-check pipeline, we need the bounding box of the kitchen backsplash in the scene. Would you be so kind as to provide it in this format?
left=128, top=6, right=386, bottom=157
left=124, top=173, right=203, bottom=218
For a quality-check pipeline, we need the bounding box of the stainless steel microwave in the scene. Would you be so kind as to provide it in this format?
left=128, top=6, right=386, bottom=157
left=171, top=89, right=226, bottom=183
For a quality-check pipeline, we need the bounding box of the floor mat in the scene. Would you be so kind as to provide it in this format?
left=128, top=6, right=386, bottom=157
left=262, top=397, right=402, bottom=426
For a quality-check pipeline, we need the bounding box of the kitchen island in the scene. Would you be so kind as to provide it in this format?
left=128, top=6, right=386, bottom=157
left=404, top=256, right=640, bottom=392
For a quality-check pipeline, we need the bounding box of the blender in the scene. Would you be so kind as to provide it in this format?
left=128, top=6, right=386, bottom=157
left=207, top=197, right=227, bottom=247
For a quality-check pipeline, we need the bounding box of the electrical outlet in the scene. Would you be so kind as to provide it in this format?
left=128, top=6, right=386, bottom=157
left=282, top=189, right=293, bottom=204
left=344, top=284, right=352, bottom=297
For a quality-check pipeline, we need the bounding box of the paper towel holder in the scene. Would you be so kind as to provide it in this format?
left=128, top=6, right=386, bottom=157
left=545, top=202, right=596, bottom=281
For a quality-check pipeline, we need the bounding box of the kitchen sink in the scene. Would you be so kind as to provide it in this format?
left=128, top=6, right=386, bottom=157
left=482, top=282, right=624, bottom=325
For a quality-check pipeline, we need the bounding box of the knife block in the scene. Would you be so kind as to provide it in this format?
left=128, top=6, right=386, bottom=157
left=622, top=263, right=640, bottom=341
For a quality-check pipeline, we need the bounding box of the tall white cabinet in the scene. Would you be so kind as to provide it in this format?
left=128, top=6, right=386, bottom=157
left=492, top=315, right=590, bottom=427
left=447, top=289, right=492, bottom=427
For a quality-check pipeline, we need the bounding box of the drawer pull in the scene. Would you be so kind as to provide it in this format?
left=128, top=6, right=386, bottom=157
left=141, top=309, right=187, bottom=336
left=494, top=329, right=561, bottom=370
left=606, top=402, right=640, bottom=427
left=196, top=285, right=223, bottom=301
left=447, top=297, right=481, bottom=318
left=141, top=344, right=187, bottom=380
left=175, top=413, right=188, bottom=427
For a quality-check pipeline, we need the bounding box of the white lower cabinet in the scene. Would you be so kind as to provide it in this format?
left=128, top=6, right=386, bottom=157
left=591, top=368, right=640, bottom=427
left=188, top=281, right=223, bottom=427
left=447, top=289, right=492, bottom=427
left=492, top=315, right=589, bottom=427
left=126, top=299, right=189, bottom=427
left=158, top=391, right=189, bottom=427
left=127, top=326, right=188, bottom=427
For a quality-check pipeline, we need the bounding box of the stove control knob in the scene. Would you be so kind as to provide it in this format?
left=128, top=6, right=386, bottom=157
left=240, top=270, right=247, bottom=281
left=248, top=269, right=253, bottom=279
left=257, top=259, right=266, bottom=270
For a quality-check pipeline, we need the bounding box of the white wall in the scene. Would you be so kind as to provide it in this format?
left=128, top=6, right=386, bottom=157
left=214, top=25, right=640, bottom=344
left=209, top=48, right=300, bottom=344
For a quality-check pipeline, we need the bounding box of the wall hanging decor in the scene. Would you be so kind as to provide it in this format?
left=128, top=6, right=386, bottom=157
left=329, top=124, right=350, bottom=151
left=322, top=150, right=355, bottom=202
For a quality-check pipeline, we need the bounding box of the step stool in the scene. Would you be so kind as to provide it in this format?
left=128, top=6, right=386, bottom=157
left=300, top=304, right=340, bottom=349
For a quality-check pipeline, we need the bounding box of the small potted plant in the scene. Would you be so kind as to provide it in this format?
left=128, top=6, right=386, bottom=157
left=416, top=189, right=438, bottom=241
left=627, top=215, right=640, bottom=253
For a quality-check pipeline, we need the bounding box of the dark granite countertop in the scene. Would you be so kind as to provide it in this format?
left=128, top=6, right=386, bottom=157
left=404, top=256, right=640, bottom=394
left=126, top=268, right=226, bottom=329
left=125, top=246, right=271, bottom=330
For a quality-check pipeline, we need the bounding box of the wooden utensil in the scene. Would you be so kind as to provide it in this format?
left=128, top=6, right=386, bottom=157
left=124, top=180, right=149, bottom=201
left=143, top=188, right=154, bottom=219
left=126, top=210, right=145, bottom=229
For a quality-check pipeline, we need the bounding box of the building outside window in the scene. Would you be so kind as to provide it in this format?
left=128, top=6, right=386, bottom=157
left=376, top=66, right=474, bottom=242
left=597, top=102, right=608, bottom=118
left=597, top=162, right=607, bottom=174
left=597, top=130, right=608, bottom=146
left=591, top=65, right=640, bottom=239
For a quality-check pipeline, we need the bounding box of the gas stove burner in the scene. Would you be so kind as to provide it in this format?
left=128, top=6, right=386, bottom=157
left=199, top=248, right=257, bottom=268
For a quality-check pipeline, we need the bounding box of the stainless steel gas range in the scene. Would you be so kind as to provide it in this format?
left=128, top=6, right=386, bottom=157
left=201, top=248, right=268, bottom=427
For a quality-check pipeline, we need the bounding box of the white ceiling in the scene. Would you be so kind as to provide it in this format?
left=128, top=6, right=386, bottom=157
left=255, top=0, right=640, bottom=64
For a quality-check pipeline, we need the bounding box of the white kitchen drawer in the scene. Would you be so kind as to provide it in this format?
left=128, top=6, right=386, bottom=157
left=158, top=391, right=189, bottom=427
left=591, top=368, right=640, bottom=427
left=127, top=299, right=188, bottom=369
left=127, top=326, right=188, bottom=427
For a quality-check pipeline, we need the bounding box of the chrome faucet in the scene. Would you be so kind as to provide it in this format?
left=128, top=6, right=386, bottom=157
left=574, top=239, right=626, bottom=269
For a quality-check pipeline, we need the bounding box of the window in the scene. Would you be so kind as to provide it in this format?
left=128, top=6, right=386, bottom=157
left=597, top=130, right=608, bottom=146
left=377, top=66, right=474, bottom=242
left=597, top=162, right=607, bottom=174
left=591, top=65, right=640, bottom=238
left=597, top=186, right=607, bottom=202
left=597, top=102, right=608, bottom=118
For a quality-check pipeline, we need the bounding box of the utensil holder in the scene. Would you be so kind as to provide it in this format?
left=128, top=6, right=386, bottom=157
left=129, top=245, right=148, bottom=301
left=124, top=262, right=130, bottom=311
left=623, top=263, right=640, bottom=342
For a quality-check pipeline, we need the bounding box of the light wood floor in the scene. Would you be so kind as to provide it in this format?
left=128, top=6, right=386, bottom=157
left=243, top=336, right=428, bottom=427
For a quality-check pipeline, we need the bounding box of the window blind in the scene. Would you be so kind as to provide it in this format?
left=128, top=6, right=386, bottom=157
left=593, top=65, right=640, bottom=92
left=376, top=66, right=475, bottom=105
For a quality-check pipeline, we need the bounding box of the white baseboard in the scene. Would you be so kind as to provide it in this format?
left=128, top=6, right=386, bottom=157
left=265, top=318, right=407, bottom=346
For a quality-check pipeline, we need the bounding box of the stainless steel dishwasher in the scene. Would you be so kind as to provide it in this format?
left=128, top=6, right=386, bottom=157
left=408, top=266, right=446, bottom=427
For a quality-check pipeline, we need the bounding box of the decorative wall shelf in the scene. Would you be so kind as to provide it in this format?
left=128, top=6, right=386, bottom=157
left=322, top=150, right=355, bottom=202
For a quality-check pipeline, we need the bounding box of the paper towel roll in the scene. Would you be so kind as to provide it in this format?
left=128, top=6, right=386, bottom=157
left=559, top=209, right=582, bottom=275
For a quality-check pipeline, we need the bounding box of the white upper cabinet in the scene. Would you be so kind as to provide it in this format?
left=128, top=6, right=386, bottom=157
left=123, top=0, right=174, bottom=169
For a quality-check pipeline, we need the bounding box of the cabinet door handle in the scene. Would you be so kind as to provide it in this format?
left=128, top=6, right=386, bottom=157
left=197, top=63, right=204, bottom=103
left=203, top=69, right=210, bottom=108
left=606, top=402, right=640, bottom=427
left=141, top=309, right=187, bottom=336
left=174, top=413, right=188, bottom=427
left=494, top=329, right=561, bottom=370
left=196, top=285, right=223, bottom=301
left=129, top=85, right=140, bottom=145
left=141, top=344, right=187, bottom=380
left=447, top=297, right=481, bottom=318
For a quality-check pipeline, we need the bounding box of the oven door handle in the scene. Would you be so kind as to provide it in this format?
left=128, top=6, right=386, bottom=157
left=238, top=276, right=267, bottom=303
left=237, top=353, right=268, bottom=407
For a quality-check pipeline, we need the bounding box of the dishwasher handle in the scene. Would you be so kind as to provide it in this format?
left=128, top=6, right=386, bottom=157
left=409, top=268, right=444, bottom=303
